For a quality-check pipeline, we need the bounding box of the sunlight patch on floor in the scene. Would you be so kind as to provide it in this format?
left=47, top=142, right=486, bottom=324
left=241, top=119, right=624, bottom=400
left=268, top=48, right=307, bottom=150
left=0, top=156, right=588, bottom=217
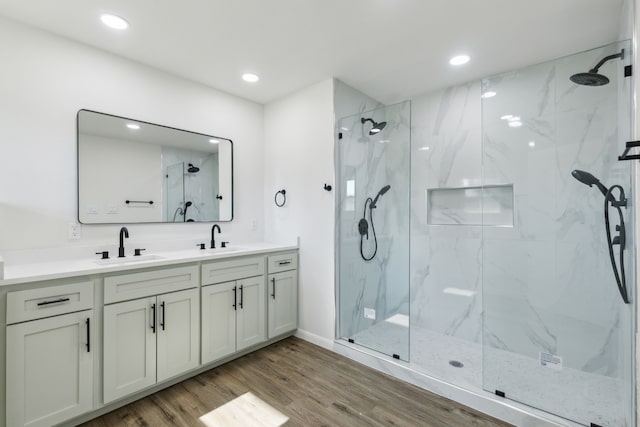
left=199, top=392, right=289, bottom=427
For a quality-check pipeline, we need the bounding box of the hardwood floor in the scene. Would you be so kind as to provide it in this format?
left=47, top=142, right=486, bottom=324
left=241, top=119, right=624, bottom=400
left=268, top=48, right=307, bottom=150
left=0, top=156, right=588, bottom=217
left=82, top=337, right=513, bottom=427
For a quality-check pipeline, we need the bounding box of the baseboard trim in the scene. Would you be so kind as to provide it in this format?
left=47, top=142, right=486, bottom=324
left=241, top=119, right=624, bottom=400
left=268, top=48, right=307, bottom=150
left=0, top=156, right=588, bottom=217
left=294, top=328, right=334, bottom=350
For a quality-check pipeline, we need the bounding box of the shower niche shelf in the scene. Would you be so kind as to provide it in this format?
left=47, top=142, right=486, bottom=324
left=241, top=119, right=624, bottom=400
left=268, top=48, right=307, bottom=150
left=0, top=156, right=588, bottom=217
left=426, top=184, right=514, bottom=226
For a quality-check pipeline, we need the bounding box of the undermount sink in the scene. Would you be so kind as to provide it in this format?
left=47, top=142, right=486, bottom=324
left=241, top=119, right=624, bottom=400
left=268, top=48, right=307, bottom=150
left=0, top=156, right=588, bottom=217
left=94, top=254, right=166, bottom=265
left=201, top=246, right=246, bottom=255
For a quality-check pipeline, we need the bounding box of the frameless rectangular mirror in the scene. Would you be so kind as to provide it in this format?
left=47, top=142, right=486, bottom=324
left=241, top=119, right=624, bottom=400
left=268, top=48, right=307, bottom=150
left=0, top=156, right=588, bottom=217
left=77, top=110, right=233, bottom=224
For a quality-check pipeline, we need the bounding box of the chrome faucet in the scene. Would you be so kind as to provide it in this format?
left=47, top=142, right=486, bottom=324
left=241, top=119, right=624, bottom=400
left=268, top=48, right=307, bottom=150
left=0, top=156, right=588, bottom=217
left=118, top=227, right=129, bottom=257
left=211, top=224, right=221, bottom=249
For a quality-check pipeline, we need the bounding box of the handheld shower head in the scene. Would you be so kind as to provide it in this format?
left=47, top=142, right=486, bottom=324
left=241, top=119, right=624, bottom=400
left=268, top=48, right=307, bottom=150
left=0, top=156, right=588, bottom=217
left=371, top=185, right=391, bottom=208
left=571, top=170, right=610, bottom=198
left=361, top=117, right=388, bottom=135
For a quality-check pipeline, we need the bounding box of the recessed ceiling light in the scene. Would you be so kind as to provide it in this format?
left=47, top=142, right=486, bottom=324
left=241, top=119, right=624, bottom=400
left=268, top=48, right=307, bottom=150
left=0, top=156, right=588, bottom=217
left=528, top=141, right=536, bottom=147
left=209, top=138, right=219, bottom=144
left=508, top=121, right=523, bottom=128
left=507, top=116, right=521, bottom=122
left=242, top=73, right=259, bottom=83
left=126, top=123, right=140, bottom=130
left=100, top=14, right=129, bottom=30
left=419, top=146, right=430, bottom=151
left=449, top=55, right=470, bottom=66
left=481, top=91, right=496, bottom=99
left=500, top=114, right=513, bottom=120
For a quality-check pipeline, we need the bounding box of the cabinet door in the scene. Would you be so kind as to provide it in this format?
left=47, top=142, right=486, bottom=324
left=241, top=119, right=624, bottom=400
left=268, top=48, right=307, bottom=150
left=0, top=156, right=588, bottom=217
left=157, top=288, right=200, bottom=381
left=236, top=275, right=266, bottom=351
left=268, top=270, right=298, bottom=338
left=201, top=281, right=237, bottom=364
left=103, top=297, right=156, bottom=404
left=7, top=310, right=93, bottom=427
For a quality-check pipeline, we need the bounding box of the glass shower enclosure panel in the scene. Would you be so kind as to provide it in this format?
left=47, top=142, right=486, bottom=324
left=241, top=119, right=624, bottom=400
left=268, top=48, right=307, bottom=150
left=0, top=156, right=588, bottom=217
left=482, top=41, right=635, bottom=426
left=337, top=101, right=411, bottom=361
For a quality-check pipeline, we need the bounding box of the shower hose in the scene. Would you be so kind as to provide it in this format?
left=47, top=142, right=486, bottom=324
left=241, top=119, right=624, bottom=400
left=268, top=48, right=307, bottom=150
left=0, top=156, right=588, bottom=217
left=359, top=197, right=377, bottom=261
left=604, top=185, right=629, bottom=303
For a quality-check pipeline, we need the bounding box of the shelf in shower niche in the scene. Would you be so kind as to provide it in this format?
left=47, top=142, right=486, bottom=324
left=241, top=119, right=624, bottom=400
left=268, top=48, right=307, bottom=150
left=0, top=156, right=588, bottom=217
left=426, top=184, right=514, bottom=226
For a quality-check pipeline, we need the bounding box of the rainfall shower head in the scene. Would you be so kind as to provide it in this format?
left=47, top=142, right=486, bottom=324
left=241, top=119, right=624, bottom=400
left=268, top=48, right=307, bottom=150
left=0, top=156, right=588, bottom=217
left=187, top=163, right=200, bottom=173
left=570, top=49, right=624, bottom=86
left=361, top=117, right=387, bottom=135
left=370, top=184, right=391, bottom=208
left=571, top=170, right=610, bottom=198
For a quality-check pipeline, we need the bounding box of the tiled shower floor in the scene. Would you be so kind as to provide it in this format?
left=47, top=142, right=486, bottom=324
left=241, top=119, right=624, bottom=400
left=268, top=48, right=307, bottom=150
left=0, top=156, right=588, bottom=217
left=350, top=321, right=629, bottom=427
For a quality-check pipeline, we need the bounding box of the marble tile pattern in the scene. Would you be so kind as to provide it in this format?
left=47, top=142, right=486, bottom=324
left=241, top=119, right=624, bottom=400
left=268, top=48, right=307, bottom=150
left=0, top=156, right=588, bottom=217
left=336, top=97, right=411, bottom=360
left=410, top=81, right=484, bottom=389
left=481, top=41, right=634, bottom=426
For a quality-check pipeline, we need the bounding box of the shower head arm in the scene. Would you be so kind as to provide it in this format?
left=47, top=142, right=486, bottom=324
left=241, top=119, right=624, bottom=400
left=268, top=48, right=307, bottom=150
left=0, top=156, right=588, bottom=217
left=590, top=49, right=624, bottom=73
left=361, top=117, right=376, bottom=126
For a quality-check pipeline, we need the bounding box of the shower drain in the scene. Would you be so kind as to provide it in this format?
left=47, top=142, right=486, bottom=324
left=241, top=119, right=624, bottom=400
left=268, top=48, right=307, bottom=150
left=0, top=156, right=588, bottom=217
left=449, top=360, right=464, bottom=368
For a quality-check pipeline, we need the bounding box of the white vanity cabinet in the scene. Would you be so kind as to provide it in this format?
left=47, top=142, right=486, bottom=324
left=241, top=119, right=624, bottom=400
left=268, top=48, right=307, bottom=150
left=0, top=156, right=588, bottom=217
left=6, top=282, right=95, bottom=427
left=201, top=257, right=266, bottom=364
left=102, top=266, right=200, bottom=404
left=267, top=252, right=298, bottom=338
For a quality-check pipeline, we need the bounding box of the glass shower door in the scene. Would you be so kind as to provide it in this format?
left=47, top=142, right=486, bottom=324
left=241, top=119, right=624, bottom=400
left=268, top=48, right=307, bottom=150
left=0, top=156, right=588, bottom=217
left=481, top=41, right=634, bottom=427
left=337, top=101, right=411, bottom=360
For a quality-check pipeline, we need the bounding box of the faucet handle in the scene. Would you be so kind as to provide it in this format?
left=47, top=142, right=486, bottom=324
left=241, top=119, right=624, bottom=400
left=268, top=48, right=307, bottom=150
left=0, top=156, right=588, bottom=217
left=134, top=248, right=146, bottom=256
left=221, top=241, right=229, bottom=248
left=95, top=251, right=109, bottom=260
left=196, top=243, right=206, bottom=250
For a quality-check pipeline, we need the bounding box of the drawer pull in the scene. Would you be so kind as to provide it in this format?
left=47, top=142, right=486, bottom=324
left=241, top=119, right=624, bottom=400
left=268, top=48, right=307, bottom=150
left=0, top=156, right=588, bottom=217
left=278, top=261, right=291, bottom=266
left=37, top=297, right=70, bottom=307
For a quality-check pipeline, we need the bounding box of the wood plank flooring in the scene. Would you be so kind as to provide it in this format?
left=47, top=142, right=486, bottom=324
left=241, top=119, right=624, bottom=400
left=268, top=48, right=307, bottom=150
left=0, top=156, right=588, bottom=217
left=82, top=337, right=513, bottom=427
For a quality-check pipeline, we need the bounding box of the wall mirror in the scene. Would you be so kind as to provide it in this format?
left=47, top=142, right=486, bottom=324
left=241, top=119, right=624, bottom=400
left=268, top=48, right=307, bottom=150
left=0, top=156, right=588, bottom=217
left=77, top=109, right=233, bottom=224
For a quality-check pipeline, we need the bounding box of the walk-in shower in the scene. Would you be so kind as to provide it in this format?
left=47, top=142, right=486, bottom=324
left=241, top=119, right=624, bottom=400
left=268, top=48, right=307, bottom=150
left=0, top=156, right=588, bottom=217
left=336, top=40, right=634, bottom=427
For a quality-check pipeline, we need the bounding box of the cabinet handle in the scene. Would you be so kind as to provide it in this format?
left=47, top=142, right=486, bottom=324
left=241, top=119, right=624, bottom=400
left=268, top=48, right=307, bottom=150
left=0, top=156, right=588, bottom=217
left=37, top=297, right=70, bottom=306
left=278, top=260, right=291, bottom=266
left=271, top=277, right=276, bottom=299
left=151, top=303, right=156, bottom=333
left=86, top=317, right=91, bottom=353
left=239, top=285, right=244, bottom=309
left=161, top=301, right=165, bottom=331
left=232, top=286, right=237, bottom=310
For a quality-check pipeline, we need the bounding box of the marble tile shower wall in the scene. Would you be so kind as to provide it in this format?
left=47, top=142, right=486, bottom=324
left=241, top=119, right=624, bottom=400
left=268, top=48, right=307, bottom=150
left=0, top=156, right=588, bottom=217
left=482, top=42, right=633, bottom=379
left=337, top=101, right=411, bottom=341
left=409, top=82, right=483, bottom=384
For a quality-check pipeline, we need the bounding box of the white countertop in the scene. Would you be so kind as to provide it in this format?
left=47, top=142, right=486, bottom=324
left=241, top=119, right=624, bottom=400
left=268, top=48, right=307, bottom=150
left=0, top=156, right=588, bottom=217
left=0, top=242, right=298, bottom=287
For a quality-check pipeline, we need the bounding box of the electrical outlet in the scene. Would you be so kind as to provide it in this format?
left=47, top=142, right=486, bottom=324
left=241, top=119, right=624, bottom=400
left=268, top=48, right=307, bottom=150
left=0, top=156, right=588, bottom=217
left=68, top=223, right=82, bottom=240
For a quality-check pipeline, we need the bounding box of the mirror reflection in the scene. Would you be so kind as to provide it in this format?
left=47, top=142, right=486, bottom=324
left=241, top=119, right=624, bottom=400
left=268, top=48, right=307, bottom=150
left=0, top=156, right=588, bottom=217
left=77, top=110, right=233, bottom=224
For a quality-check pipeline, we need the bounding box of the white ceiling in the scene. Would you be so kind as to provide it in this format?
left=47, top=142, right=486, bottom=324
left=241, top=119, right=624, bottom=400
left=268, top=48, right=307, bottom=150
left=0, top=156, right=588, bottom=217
left=0, top=0, right=625, bottom=104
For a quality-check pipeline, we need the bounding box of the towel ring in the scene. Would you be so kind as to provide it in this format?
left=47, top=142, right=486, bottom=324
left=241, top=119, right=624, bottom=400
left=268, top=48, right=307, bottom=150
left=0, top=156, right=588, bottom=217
left=274, top=189, right=286, bottom=207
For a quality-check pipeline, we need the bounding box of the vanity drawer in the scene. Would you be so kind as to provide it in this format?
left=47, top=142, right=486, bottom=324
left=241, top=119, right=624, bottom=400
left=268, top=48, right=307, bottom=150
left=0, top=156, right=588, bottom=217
left=7, top=281, right=94, bottom=324
left=104, top=265, right=199, bottom=304
left=201, top=256, right=265, bottom=285
left=267, top=252, right=298, bottom=274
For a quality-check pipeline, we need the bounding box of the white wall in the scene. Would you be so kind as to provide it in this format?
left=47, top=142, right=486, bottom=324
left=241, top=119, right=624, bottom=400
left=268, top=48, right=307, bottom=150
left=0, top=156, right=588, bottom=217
left=0, top=17, right=264, bottom=253
left=264, top=79, right=335, bottom=346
